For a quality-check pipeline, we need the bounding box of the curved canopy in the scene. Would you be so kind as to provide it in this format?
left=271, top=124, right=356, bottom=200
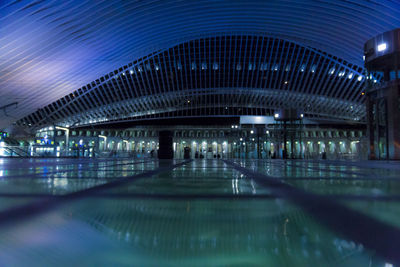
left=1, top=0, right=400, bottom=129
left=17, top=35, right=369, bottom=128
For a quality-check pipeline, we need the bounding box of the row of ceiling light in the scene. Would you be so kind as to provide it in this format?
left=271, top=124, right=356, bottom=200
left=114, top=63, right=366, bottom=82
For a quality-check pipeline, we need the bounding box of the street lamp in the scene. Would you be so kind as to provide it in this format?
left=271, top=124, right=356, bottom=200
left=55, top=126, right=69, bottom=156
left=99, top=135, right=107, bottom=151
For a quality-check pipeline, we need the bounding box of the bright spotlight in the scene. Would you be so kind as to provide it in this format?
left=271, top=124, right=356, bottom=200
left=377, top=43, right=387, bottom=52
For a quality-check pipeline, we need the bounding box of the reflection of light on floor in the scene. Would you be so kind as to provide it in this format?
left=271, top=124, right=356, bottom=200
left=232, top=178, right=239, bottom=194
left=54, top=178, right=68, bottom=188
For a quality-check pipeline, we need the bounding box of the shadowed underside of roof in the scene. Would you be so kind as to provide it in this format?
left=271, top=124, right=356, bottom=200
left=1, top=0, right=400, bottom=129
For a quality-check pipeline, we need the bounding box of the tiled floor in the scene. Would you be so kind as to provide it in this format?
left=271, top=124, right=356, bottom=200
left=0, top=158, right=398, bottom=266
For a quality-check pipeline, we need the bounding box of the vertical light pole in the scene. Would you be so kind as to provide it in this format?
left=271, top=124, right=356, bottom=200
left=55, top=126, right=69, bottom=156
left=99, top=135, right=107, bottom=153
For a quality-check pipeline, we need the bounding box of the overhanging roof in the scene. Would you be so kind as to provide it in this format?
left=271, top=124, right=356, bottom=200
left=1, top=0, right=400, bottom=129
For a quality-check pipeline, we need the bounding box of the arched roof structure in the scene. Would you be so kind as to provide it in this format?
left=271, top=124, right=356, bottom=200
left=1, top=0, right=400, bottom=129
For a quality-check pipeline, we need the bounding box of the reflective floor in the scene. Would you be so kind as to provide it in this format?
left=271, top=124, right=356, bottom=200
left=0, top=158, right=399, bottom=266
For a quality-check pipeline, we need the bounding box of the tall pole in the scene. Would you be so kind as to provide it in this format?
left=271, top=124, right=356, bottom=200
left=283, top=121, right=287, bottom=159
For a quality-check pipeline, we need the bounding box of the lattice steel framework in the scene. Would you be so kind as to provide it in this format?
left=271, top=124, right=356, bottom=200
left=17, top=35, right=379, bottom=129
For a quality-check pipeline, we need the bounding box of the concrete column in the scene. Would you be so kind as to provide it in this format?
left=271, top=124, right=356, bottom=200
left=158, top=130, right=173, bottom=159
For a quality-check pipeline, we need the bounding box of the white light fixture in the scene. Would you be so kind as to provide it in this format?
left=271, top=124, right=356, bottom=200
left=250, top=130, right=254, bottom=134
left=300, top=113, right=304, bottom=118
left=274, top=113, right=279, bottom=118
left=357, top=76, right=362, bottom=81
left=348, top=73, right=353, bottom=79
left=377, top=43, right=387, bottom=52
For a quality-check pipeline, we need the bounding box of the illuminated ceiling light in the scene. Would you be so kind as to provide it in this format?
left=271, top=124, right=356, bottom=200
left=348, top=73, right=353, bottom=79
left=329, top=68, right=335, bottom=75
left=274, top=113, right=279, bottom=118
left=374, top=79, right=377, bottom=83
left=284, top=81, right=288, bottom=84
left=357, top=76, right=362, bottom=81
left=300, top=113, right=304, bottom=118
left=363, top=55, right=366, bottom=61
left=130, top=70, right=134, bottom=74
left=250, top=130, right=254, bottom=134
left=377, top=43, right=387, bottom=52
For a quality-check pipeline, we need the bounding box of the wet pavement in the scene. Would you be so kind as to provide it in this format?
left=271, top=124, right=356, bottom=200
left=0, top=158, right=398, bottom=266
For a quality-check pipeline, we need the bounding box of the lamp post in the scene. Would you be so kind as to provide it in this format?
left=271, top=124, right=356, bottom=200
left=99, top=135, right=107, bottom=152
left=55, top=126, right=69, bottom=156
